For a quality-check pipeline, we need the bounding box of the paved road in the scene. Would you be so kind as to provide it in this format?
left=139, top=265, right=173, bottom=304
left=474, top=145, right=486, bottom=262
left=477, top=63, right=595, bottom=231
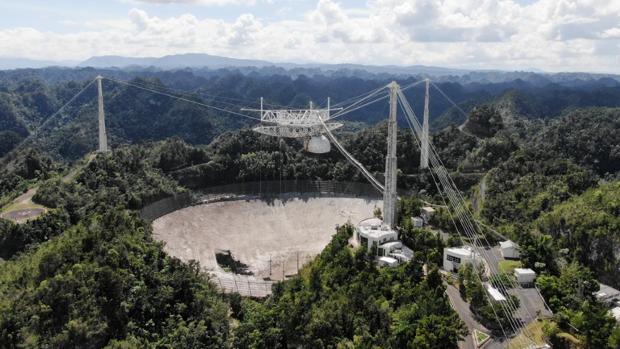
left=446, top=284, right=488, bottom=349
left=446, top=284, right=510, bottom=349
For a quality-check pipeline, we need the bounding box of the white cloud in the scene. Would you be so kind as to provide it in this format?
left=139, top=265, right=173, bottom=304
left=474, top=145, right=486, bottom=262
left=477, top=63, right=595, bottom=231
left=0, top=0, right=618, bottom=73
left=126, top=0, right=257, bottom=5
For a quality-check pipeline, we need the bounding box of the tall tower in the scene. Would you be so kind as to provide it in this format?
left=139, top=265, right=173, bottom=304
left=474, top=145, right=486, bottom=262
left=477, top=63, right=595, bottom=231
left=420, top=79, right=430, bottom=169
left=383, top=81, right=399, bottom=228
left=96, top=75, right=108, bottom=152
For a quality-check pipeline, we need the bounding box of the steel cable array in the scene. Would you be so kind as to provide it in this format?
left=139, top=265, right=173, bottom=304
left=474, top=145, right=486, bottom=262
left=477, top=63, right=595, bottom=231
left=398, top=90, right=537, bottom=347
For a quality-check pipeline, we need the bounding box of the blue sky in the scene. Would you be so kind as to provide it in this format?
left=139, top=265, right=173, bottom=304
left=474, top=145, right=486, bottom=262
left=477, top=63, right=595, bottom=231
left=0, top=0, right=618, bottom=73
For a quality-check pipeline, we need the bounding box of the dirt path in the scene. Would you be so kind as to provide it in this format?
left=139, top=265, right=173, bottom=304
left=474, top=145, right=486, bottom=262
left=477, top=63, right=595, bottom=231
left=0, top=153, right=96, bottom=224
left=471, top=174, right=487, bottom=214
left=0, top=187, right=47, bottom=223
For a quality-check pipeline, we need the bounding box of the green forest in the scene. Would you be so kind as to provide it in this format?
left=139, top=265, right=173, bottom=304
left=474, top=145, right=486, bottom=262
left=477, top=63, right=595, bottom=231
left=1, top=69, right=620, bottom=348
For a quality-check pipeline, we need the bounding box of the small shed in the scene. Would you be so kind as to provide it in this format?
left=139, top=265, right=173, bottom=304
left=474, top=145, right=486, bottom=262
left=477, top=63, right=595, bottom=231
left=514, top=268, right=536, bottom=286
left=420, top=206, right=436, bottom=223
left=500, top=240, right=520, bottom=259
left=411, top=216, right=424, bottom=228
left=378, top=256, right=399, bottom=267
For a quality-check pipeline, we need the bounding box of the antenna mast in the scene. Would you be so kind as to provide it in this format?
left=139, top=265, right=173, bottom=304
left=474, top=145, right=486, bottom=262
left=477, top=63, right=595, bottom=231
left=383, top=81, right=399, bottom=228
left=421, top=79, right=430, bottom=169
left=96, top=75, right=108, bottom=152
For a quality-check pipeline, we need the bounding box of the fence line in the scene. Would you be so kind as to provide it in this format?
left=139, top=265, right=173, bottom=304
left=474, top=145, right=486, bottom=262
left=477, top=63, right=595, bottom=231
left=211, top=272, right=275, bottom=298
left=140, top=180, right=389, bottom=222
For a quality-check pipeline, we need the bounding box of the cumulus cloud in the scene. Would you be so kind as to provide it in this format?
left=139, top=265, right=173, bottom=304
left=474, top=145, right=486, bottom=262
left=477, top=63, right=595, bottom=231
left=0, top=0, right=618, bottom=73
left=227, top=14, right=262, bottom=45
left=127, top=0, right=257, bottom=5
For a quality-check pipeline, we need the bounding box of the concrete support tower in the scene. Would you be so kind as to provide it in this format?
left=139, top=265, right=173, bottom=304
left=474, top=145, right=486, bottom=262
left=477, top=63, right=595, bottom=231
left=420, top=79, right=430, bottom=169
left=383, top=81, right=399, bottom=228
left=96, top=75, right=108, bottom=152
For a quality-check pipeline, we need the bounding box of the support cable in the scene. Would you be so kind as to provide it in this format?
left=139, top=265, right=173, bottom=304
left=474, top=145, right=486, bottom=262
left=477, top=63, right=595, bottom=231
left=328, top=79, right=427, bottom=121
left=399, top=91, right=532, bottom=332
left=1, top=78, right=97, bottom=162
left=399, top=91, right=537, bottom=346
left=429, top=81, right=471, bottom=121
left=403, top=108, right=511, bottom=342
left=400, top=99, right=519, bottom=337
left=104, top=77, right=262, bottom=122
left=318, top=114, right=384, bottom=193
left=399, top=94, right=528, bottom=324
left=109, top=76, right=291, bottom=109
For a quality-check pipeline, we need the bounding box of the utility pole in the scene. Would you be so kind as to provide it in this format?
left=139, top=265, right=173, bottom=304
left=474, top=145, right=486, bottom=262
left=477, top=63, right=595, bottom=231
left=96, top=75, right=108, bottom=152
left=421, top=79, right=430, bottom=169
left=383, top=81, right=399, bottom=229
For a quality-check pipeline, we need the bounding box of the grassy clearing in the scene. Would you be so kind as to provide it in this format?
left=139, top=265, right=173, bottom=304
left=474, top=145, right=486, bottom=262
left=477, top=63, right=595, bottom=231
left=499, top=259, right=522, bottom=274
left=1, top=198, right=46, bottom=213
left=507, top=320, right=548, bottom=349
left=1, top=199, right=46, bottom=216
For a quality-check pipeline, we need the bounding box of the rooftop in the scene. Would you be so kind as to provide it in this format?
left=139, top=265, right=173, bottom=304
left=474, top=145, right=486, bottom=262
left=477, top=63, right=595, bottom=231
left=445, top=246, right=475, bottom=257
left=378, top=256, right=399, bottom=266
left=485, top=283, right=507, bottom=302
left=500, top=240, right=518, bottom=249
left=380, top=241, right=402, bottom=249
left=596, top=283, right=620, bottom=302
left=514, top=268, right=536, bottom=276
left=379, top=256, right=398, bottom=263
left=421, top=206, right=436, bottom=213
left=358, top=217, right=398, bottom=239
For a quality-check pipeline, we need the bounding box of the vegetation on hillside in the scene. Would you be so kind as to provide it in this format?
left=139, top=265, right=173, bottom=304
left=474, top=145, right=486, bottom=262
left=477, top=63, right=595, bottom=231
left=1, top=68, right=620, bottom=348
left=234, top=225, right=466, bottom=348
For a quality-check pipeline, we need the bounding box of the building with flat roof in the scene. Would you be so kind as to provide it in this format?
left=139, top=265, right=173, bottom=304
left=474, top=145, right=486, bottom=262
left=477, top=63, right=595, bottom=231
left=499, top=240, right=520, bottom=259
left=378, top=256, right=399, bottom=267
left=514, top=268, right=536, bottom=286
left=356, top=217, right=413, bottom=265
left=595, top=283, right=620, bottom=305
left=411, top=216, right=424, bottom=228
left=420, top=206, right=436, bottom=223
left=356, top=217, right=398, bottom=252
left=443, top=246, right=483, bottom=273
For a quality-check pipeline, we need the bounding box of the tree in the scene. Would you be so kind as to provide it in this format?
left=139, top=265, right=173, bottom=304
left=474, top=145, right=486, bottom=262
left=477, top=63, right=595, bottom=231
left=463, top=105, right=503, bottom=138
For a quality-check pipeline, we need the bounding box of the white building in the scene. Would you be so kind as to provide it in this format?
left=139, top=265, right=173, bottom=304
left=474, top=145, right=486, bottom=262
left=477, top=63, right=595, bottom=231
left=357, top=218, right=398, bottom=253
left=485, top=283, right=507, bottom=302
left=499, top=240, right=520, bottom=259
left=380, top=241, right=414, bottom=263
left=420, top=206, right=436, bottom=223
left=443, top=246, right=483, bottom=273
left=595, top=283, right=620, bottom=305
left=378, top=256, right=399, bottom=267
left=356, top=217, right=414, bottom=265
left=411, top=216, right=424, bottom=228
left=514, top=268, right=536, bottom=286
